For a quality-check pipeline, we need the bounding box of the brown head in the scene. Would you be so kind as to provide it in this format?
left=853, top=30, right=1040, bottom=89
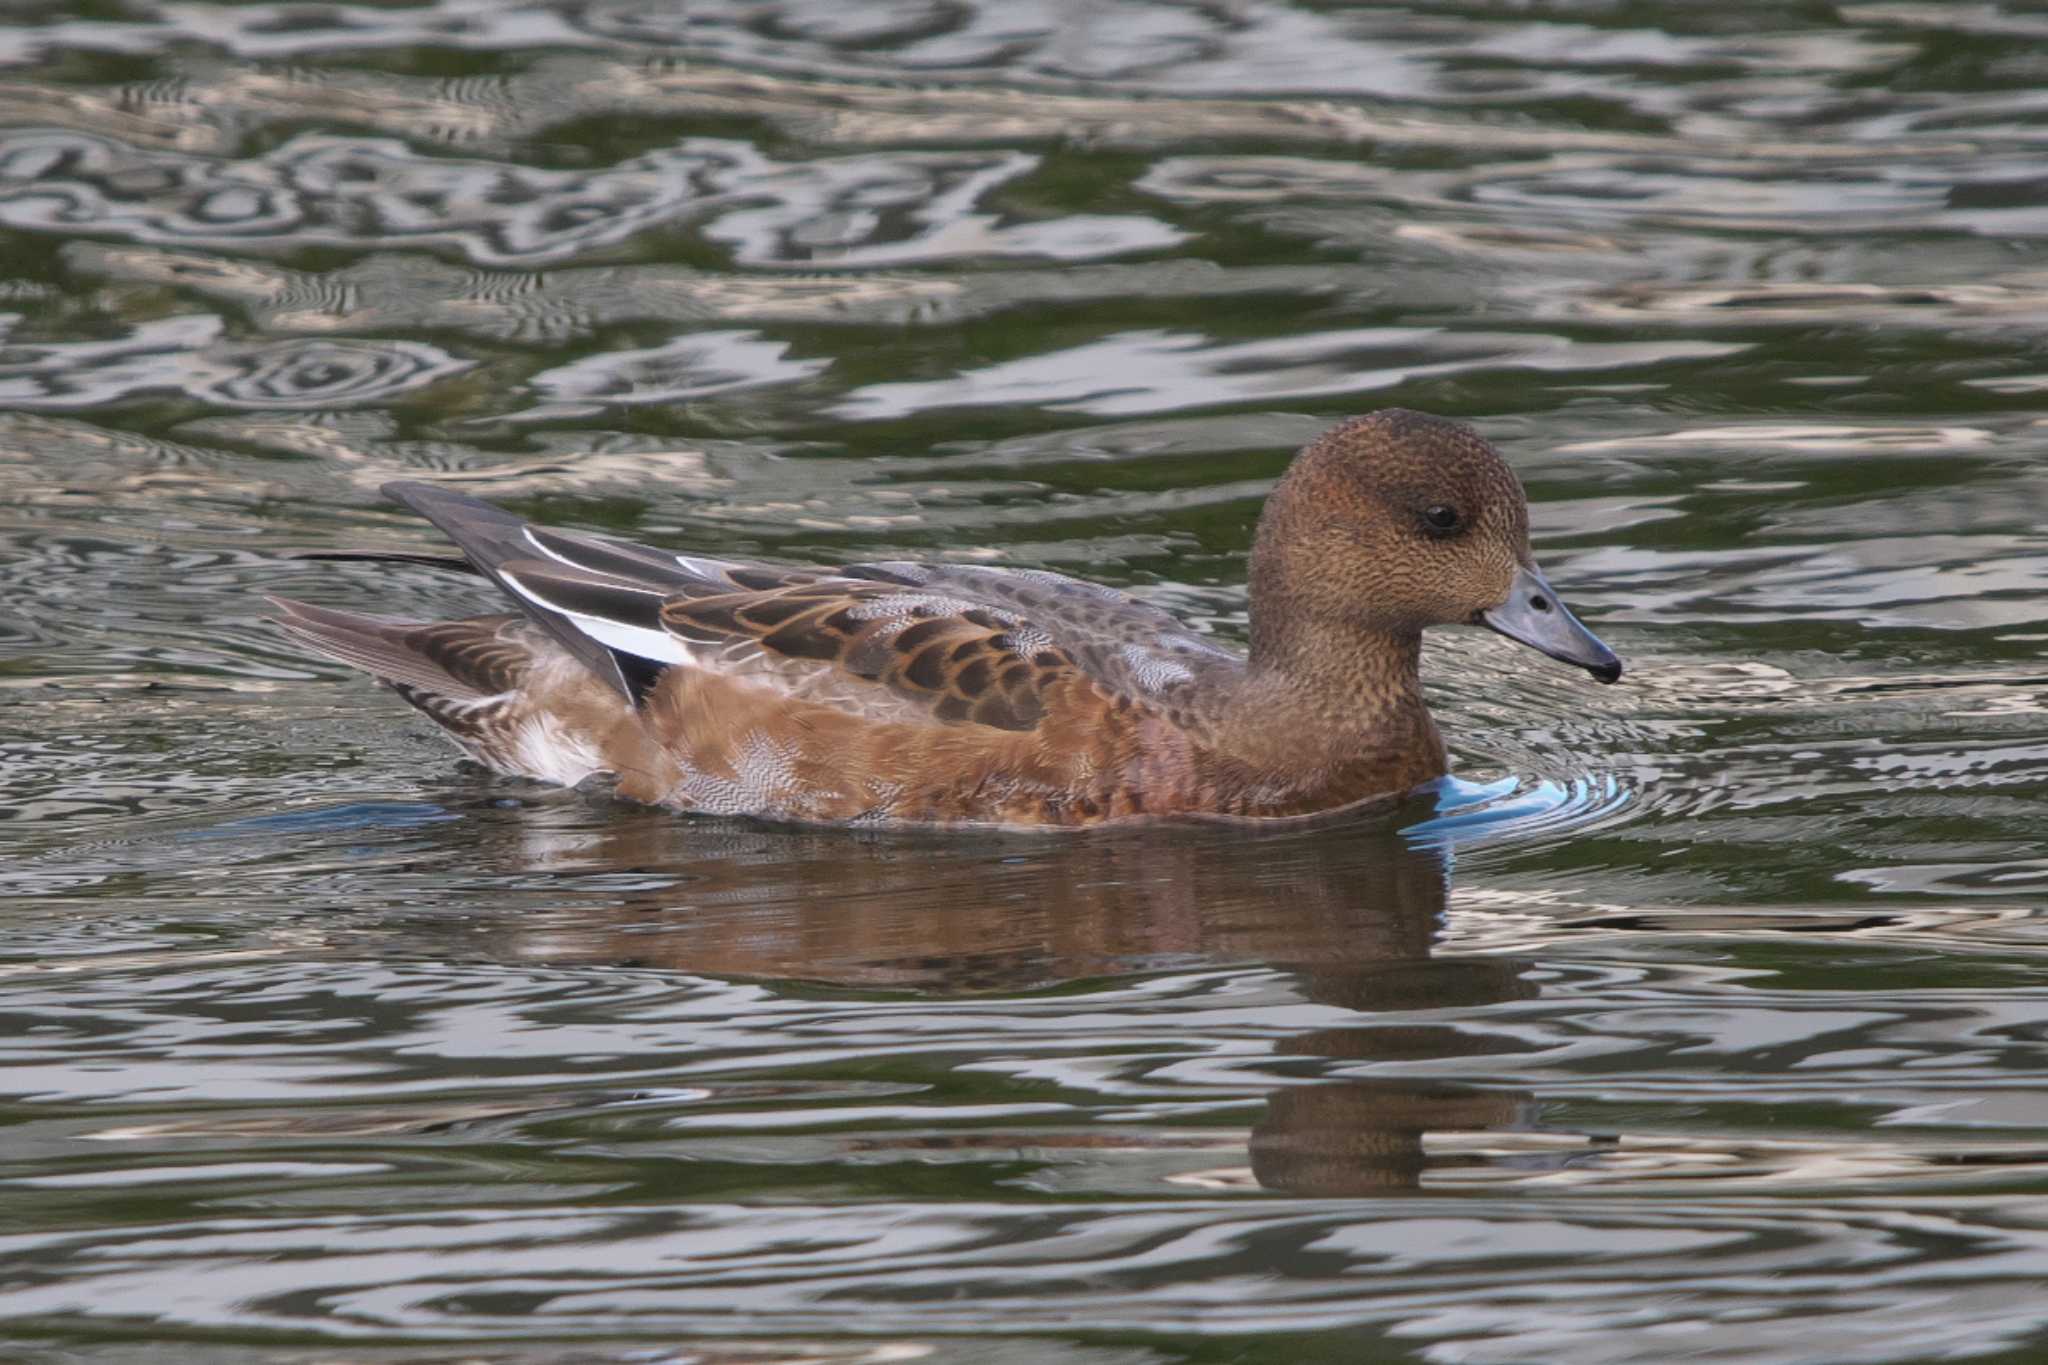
left=1247, top=409, right=1621, bottom=683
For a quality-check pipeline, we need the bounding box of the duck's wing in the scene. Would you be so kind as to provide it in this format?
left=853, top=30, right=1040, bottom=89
left=812, top=558, right=1240, bottom=724
left=381, top=482, right=1239, bottom=730
left=654, top=563, right=1241, bottom=731
left=380, top=479, right=826, bottom=707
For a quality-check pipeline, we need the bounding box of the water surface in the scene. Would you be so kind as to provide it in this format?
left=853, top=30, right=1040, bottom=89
left=4, top=3, right=2048, bottom=1362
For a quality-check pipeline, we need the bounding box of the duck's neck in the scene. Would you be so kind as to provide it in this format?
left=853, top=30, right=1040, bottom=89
left=1217, top=619, right=1446, bottom=815
left=1212, top=448, right=1448, bottom=814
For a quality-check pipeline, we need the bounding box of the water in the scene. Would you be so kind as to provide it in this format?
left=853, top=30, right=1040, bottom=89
left=2, top=2, right=2047, bottom=1360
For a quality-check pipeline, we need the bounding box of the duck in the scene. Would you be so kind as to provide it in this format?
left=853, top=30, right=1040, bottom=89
left=271, top=408, right=1621, bottom=829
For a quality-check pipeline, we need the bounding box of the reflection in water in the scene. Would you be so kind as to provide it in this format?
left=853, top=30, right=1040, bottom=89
left=482, top=806, right=1535, bottom=1198
left=834, top=326, right=1740, bottom=419
left=522, top=329, right=828, bottom=420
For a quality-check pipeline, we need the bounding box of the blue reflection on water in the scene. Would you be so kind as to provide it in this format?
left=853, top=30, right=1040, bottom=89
left=181, top=802, right=457, bottom=841
left=1404, top=772, right=1628, bottom=850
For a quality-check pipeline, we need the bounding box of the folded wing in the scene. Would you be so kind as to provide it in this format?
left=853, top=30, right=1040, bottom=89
left=378, top=481, right=1242, bottom=732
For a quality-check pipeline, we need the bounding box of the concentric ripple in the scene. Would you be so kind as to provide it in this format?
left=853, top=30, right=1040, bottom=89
left=0, top=315, right=469, bottom=410
left=1406, top=772, right=1636, bottom=854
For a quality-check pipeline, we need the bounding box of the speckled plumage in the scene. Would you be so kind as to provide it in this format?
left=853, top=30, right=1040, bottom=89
left=272, top=409, right=1620, bottom=829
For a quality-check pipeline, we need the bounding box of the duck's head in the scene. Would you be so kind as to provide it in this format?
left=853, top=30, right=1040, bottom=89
left=1249, top=409, right=1622, bottom=684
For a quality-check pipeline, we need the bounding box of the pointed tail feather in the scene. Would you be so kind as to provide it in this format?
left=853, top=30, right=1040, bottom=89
left=268, top=597, right=529, bottom=701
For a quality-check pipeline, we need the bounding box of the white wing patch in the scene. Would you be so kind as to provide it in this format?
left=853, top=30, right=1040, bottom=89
left=499, top=571, right=691, bottom=665
left=569, top=615, right=692, bottom=666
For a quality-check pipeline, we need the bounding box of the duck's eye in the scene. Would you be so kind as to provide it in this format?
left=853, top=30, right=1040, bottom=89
left=1421, top=504, right=1463, bottom=535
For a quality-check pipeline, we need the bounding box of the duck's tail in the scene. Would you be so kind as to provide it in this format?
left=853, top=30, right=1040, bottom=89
left=270, top=598, right=622, bottom=789
left=269, top=599, right=528, bottom=702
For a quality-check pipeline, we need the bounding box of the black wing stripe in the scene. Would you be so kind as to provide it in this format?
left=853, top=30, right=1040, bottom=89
left=381, top=481, right=677, bottom=703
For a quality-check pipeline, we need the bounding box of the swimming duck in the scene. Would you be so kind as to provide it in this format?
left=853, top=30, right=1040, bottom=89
left=272, top=409, right=1620, bottom=829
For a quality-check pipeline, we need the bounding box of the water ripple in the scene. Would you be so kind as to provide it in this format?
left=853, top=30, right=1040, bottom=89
left=1408, top=773, right=1636, bottom=855
left=1, top=131, right=1178, bottom=269
left=0, top=313, right=469, bottom=410
left=5, top=4, right=2048, bottom=1361
left=836, top=327, right=1744, bottom=420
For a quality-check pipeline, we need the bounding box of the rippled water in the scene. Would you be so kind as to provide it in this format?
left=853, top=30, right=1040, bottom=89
left=4, top=3, right=2048, bottom=1361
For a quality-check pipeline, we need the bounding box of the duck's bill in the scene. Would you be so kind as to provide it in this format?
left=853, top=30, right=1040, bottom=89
left=1479, top=562, right=1623, bottom=684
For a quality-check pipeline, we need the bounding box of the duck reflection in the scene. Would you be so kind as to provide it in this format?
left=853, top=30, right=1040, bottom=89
left=464, top=794, right=1536, bottom=1196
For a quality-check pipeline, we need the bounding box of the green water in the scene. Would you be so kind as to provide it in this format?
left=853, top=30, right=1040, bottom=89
left=3, top=3, right=2048, bottom=1362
